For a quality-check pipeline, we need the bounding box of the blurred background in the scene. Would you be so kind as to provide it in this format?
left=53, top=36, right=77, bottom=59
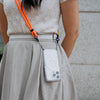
left=0, top=33, right=4, bottom=60
left=0, top=0, right=100, bottom=100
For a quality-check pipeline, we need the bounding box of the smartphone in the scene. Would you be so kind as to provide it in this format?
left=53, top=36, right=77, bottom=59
left=42, top=48, right=61, bottom=82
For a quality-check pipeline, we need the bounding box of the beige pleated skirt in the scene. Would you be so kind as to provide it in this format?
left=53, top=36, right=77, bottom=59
left=0, top=32, right=78, bottom=100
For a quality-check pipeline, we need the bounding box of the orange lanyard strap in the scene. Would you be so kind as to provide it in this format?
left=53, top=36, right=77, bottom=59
left=15, top=0, right=38, bottom=38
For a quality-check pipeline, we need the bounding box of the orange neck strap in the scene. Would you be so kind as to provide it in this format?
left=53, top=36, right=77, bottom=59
left=15, top=0, right=38, bottom=38
left=15, top=0, right=59, bottom=42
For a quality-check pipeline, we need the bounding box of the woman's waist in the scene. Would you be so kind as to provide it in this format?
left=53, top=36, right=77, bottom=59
left=9, top=32, right=58, bottom=42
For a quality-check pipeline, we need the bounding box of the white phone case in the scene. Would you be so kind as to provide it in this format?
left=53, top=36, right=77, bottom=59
left=42, top=48, right=61, bottom=82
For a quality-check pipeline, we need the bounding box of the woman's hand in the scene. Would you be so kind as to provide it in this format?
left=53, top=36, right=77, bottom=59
left=60, top=0, right=79, bottom=58
left=0, top=3, right=9, bottom=45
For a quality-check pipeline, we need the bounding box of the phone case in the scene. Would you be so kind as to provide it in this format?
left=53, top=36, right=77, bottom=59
left=42, top=48, right=61, bottom=82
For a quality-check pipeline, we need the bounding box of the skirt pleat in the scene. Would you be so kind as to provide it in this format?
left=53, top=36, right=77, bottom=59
left=0, top=33, right=78, bottom=100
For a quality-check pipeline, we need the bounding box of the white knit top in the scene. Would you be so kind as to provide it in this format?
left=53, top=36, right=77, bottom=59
left=0, top=0, right=67, bottom=36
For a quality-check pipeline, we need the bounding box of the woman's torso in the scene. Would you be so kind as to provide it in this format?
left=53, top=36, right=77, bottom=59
left=2, top=0, right=62, bottom=36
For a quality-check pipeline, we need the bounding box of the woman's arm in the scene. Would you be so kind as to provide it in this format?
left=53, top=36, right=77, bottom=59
left=60, top=0, right=79, bottom=58
left=0, top=3, right=9, bottom=46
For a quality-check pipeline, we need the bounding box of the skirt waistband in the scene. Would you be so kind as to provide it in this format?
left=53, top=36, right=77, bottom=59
left=9, top=32, right=57, bottom=41
left=8, top=32, right=60, bottom=49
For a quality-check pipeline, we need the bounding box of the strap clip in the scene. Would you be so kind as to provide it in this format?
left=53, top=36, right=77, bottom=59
left=56, top=34, right=60, bottom=44
left=34, top=36, right=39, bottom=42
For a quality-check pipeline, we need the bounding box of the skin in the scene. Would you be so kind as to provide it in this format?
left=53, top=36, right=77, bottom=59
left=60, top=0, right=79, bottom=58
left=0, top=3, right=9, bottom=45
left=0, top=0, right=79, bottom=58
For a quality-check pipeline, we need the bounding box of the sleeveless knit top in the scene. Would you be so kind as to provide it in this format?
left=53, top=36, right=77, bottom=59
left=0, top=0, right=67, bottom=36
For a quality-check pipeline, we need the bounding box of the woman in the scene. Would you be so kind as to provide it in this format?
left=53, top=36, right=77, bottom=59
left=0, top=0, right=79, bottom=100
